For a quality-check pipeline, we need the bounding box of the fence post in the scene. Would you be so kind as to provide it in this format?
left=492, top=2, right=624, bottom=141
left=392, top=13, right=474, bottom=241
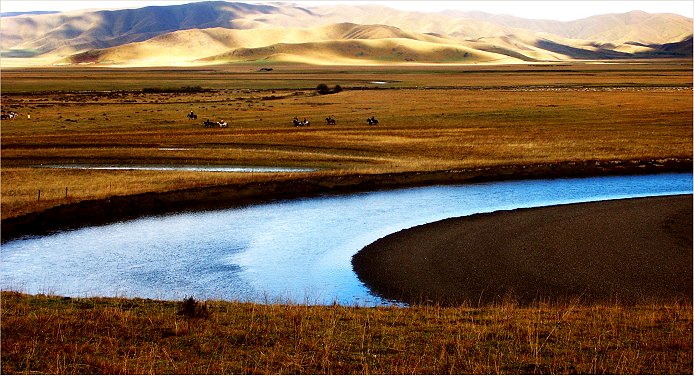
left=65, top=187, right=68, bottom=198
left=37, top=189, right=41, bottom=202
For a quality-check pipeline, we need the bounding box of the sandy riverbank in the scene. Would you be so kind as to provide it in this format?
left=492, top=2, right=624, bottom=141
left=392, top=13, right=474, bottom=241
left=353, top=194, right=693, bottom=306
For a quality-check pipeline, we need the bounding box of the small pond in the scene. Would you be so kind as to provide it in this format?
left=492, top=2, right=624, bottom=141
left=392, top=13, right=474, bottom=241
left=2, top=173, right=691, bottom=305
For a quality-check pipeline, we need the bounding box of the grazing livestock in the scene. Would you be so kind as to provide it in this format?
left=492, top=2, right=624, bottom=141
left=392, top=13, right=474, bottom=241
left=367, top=116, right=379, bottom=125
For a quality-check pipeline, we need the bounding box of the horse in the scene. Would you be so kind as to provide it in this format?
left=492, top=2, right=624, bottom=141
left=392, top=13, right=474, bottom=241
left=203, top=119, right=226, bottom=128
left=325, top=116, right=336, bottom=125
left=292, top=117, right=310, bottom=127
left=1, top=111, right=17, bottom=120
left=187, top=111, right=198, bottom=120
left=367, top=116, right=379, bottom=125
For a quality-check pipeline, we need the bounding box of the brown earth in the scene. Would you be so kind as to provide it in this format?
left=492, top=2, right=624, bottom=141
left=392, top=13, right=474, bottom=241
left=353, top=194, right=693, bottom=306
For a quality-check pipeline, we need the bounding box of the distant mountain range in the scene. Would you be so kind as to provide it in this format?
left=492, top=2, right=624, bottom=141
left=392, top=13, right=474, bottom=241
left=1, top=1, right=691, bottom=66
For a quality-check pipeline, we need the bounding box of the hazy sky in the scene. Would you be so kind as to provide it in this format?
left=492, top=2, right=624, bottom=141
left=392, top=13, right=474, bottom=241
left=1, top=0, right=692, bottom=21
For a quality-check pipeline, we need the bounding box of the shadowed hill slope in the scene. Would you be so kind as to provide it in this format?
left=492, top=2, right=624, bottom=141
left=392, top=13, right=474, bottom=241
left=444, top=10, right=693, bottom=44
left=1, top=1, right=304, bottom=53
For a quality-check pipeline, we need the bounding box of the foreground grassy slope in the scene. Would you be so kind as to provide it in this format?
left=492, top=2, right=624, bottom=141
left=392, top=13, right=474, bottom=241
left=2, top=292, right=691, bottom=374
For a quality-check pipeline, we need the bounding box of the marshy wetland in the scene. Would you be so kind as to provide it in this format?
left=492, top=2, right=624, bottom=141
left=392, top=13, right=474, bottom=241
left=1, top=62, right=692, bottom=373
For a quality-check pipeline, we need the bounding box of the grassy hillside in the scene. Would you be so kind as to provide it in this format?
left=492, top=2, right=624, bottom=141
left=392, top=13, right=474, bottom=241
left=54, top=23, right=479, bottom=66
left=44, top=21, right=691, bottom=67
left=199, top=38, right=517, bottom=65
left=2, top=2, right=691, bottom=67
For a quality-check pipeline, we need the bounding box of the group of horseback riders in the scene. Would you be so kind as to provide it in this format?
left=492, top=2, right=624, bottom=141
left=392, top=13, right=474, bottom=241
left=295, top=115, right=379, bottom=127
left=188, top=111, right=227, bottom=128
left=188, top=111, right=379, bottom=128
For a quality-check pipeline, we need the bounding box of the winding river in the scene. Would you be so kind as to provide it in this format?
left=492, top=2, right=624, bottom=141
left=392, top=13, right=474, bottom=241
left=2, top=173, right=691, bottom=305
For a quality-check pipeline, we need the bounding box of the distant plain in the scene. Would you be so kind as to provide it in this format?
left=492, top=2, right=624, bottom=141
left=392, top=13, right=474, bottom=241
left=1, top=61, right=692, bottom=221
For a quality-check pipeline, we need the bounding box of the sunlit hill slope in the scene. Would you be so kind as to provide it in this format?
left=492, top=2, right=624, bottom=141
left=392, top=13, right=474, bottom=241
left=57, top=23, right=520, bottom=66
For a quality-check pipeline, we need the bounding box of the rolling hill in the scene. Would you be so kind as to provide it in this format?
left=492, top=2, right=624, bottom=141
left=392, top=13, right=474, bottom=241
left=1, top=1, right=691, bottom=66
left=442, top=10, right=693, bottom=44
left=56, top=23, right=522, bottom=66
left=196, top=36, right=518, bottom=65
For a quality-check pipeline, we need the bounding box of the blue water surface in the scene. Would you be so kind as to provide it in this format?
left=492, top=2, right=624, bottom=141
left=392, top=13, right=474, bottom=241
left=2, top=173, right=691, bottom=305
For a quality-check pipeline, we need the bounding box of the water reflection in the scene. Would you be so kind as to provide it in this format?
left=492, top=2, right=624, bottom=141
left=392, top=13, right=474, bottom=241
left=2, top=173, right=691, bottom=305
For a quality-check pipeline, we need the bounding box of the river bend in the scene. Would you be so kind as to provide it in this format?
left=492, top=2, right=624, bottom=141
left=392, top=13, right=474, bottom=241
left=2, top=173, right=691, bottom=305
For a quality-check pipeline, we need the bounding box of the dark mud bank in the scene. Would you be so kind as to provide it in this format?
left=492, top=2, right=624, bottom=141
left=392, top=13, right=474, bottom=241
left=2, top=158, right=691, bottom=242
left=352, top=194, right=693, bottom=306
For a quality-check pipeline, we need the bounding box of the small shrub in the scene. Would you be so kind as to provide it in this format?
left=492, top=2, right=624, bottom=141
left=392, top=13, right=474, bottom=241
left=316, top=83, right=331, bottom=95
left=178, top=297, right=209, bottom=319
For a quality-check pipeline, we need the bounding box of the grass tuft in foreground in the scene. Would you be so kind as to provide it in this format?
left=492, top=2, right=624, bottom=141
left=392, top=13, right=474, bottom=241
left=1, top=292, right=691, bottom=374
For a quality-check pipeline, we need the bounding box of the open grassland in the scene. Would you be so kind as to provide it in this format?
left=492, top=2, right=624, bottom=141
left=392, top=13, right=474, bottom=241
left=2, top=292, right=691, bottom=374
left=1, top=62, right=692, bottom=374
left=2, top=62, right=692, bottom=92
left=2, top=62, right=692, bottom=221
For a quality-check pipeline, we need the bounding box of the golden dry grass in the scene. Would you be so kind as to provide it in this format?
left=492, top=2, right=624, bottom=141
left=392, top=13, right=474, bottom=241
left=1, top=292, right=691, bottom=374
left=2, top=63, right=691, bottom=219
